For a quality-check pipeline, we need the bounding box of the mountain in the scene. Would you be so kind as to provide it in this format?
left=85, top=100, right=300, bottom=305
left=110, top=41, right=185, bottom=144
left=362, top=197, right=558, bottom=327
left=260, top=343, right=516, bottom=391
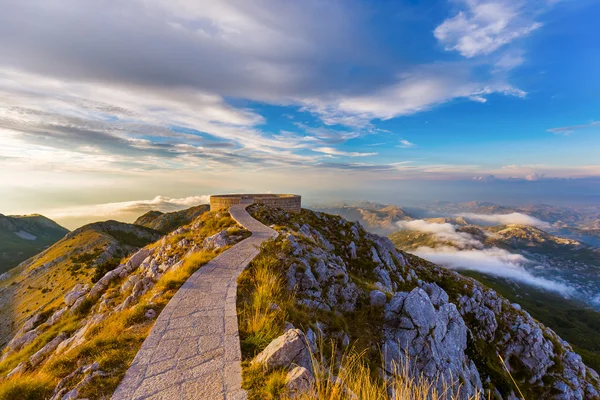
left=0, top=209, right=247, bottom=399
left=0, top=206, right=598, bottom=399
left=316, top=203, right=412, bottom=233
left=0, top=220, right=162, bottom=348
left=0, top=214, right=69, bottom=274
left=133, top=204, right=210, bottom=233
left=240, top=206, right=599, bottom=399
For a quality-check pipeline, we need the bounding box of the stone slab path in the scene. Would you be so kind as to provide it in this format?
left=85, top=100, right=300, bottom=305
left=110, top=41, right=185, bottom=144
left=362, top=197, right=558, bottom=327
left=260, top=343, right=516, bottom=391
left=112, top=203, right=277, bottom=400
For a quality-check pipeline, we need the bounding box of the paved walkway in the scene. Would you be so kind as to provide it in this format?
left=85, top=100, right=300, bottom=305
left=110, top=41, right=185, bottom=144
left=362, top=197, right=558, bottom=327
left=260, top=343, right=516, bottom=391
left=112, top=203, right=277, bottom=400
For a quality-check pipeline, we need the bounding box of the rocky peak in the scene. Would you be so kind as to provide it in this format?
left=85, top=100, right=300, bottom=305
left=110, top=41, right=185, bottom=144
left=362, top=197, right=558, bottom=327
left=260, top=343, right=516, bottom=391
left=244, top=205, right=600, bottom=399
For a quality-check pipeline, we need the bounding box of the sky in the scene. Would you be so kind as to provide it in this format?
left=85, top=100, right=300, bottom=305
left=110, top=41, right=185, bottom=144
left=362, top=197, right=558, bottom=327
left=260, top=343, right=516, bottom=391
left=1, top=0, right=599, bottom=228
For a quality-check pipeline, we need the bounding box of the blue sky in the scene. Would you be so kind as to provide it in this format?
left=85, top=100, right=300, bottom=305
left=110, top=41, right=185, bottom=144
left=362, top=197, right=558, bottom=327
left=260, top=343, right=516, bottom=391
left=0, top=0, right=599, bottom=227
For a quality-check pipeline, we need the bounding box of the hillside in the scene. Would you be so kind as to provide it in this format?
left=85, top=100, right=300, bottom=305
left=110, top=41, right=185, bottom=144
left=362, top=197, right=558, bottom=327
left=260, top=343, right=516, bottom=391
left=0, top=221, right=162, bottom=347
left=237, top=206, right=599, bottom=399
left=316, top=203, right=412, bottom=233
left=133, top=204, right=210, bottom=233
left=0, top=214, right=69, bottom=274
left=0, top=206, right=598, bottom=399
left=0, top=210, right=248, bottom=399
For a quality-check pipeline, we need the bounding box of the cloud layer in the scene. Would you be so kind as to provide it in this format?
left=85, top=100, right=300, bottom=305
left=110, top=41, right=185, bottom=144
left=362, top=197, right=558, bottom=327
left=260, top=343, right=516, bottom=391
left=397, top=216, right=569, bottom=294
left=413, top=245, right=572, bottom=294
left=44, top=195, right=210, bottom=229
left=458, top=212, right=550, bottom=228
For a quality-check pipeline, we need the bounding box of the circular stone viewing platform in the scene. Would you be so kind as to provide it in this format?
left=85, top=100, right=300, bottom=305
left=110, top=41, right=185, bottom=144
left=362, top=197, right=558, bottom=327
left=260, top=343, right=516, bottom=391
left=210, top=194, right=301, bottom=213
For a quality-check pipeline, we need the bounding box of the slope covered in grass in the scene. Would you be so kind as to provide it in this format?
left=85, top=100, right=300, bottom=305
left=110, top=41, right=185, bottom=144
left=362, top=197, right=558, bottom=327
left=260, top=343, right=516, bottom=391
left=0, top=214, right=69, bottom=274
left=0, top=210, right=249, bottom=399
left=0, top=221, right=161, bottom=347
left=133, top=204, right=210, bottom=233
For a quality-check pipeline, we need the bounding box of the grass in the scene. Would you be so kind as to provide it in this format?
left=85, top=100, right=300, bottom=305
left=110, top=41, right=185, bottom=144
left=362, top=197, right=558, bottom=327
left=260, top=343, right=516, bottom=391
left=0, top=373, right=54, bottom=400
left=237, top=240, right=293, bottom=358
left=0, top=210, right=247, bottom=399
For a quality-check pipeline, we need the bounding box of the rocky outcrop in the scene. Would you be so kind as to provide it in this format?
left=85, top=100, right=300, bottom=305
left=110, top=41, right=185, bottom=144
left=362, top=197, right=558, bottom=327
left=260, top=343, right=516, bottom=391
left=247, top=205, right=600, bottom=400
left=383, top=286, right=482, bottom=398
left=253, top=329, right=312, bottom=372
left=286, top=366, right=315, bottom=398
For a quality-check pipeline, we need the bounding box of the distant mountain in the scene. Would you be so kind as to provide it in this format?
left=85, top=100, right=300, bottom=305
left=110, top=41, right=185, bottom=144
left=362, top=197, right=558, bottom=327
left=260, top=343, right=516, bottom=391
left=389, top=223, right=600, bottom=309
left=316, top=203, right=412, bottom=233
left=0, top=214, right=69, bottom=274
left=133, top=204, right=210, bottom=233
left=0, top=220, right=162, bottom=347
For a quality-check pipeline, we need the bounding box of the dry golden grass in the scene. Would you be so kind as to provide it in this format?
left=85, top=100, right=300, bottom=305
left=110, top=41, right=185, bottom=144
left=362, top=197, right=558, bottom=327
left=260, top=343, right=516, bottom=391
left=287, top=343, right=483, bottom=400
left=238, top=243, right=294, bottom=358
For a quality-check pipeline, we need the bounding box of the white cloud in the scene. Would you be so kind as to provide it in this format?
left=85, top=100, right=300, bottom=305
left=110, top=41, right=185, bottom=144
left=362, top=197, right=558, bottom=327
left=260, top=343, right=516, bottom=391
left=413, top=246, right=573, bottom=295
left=303, top=66, right=526, bottom=126
left=458, top=212, right=550, bottom=228
left=312, top=147, right=377, bottom=157
left=434, top=0, right=543, bottom=58
left=47, top=195, right=210, bottom=220
left=524, top=172, right=545, bottom=181
left=397, top=139, right=415, bottom=148
left=396, top=219, right=483, bottom=248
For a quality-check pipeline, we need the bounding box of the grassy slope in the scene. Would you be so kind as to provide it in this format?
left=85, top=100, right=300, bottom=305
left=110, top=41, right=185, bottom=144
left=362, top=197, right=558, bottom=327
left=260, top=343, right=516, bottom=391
left=133, top=205, right=210, bottom=234
left=0, top=223, right=160, bottom=347
left=0, top=215, right=69, bottom=274
left=0, top=211, right=246, bottom=399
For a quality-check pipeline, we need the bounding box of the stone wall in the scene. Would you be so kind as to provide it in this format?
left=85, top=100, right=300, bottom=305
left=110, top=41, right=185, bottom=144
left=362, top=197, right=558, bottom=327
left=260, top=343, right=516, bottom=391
left=210, top=194, right=301, bottom=213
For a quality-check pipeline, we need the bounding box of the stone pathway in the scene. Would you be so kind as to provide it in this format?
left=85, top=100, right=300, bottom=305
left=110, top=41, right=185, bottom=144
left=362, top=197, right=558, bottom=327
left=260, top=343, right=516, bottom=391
left=112, top=203, right=277, bottom=400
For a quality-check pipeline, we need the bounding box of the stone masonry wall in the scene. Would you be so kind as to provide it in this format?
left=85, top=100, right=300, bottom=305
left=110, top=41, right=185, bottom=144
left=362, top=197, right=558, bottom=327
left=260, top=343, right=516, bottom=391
left=210, top=194, right=301, bottom=213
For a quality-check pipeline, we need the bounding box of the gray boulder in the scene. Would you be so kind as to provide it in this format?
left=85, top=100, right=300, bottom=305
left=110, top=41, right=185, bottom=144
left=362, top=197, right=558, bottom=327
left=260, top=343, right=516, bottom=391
left=286, top=366, right=315, bottom=398
left=253, top=329, right=312, bottom=372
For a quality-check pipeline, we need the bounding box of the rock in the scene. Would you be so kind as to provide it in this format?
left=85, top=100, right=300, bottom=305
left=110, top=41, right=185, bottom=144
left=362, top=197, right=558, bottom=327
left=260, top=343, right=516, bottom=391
left=30, top=332, right=68, bottom=367
left=145, top=309, right=157, bottom=319
left=82, top=361, right=100, bottom=374
left=64, top=284, right=90, bottom=306
left=203, top=230, right=229, bottom=250
left=286, top=366, right=315, bottom=398
left=348, top=242, right=357, bottom=258
left=383, top=287, right=482, bottom=398
left=128, top=248, right=153, bottom=270
left=369, top=290, right=387, bottom=307
left=20, top=312, right=45, bottom=333
left=7, top=362, right=27, bottom=378
left=47, top=307, right=68, bottom=326
left=61, top=388, right=78, bottom=400
left=253, top=329, right=312, bottom=372
left=121, top=275, right=141, bottom=292
left=8, top=329, right=38, bottom=352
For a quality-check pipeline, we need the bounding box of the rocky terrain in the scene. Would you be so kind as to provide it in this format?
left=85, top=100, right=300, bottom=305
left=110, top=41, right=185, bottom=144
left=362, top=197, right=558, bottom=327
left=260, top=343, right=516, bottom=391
left=0, top=208, right=248, bottom=399
left=316, top=202, right=413, bottom=234
left=238, top=205, right=600, bottom=399
left=0, top=220, right=162, bottom=347
left=0, top=203, right=599, bottom=399
left=0, top=214, right=69, bottom=274
left=133, top=204, right=210, bottom=233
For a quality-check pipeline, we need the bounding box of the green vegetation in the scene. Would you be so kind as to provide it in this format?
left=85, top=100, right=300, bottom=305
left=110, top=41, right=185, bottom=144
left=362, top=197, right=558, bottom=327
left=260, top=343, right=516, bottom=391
left=0, top=214, right=69, bottom=273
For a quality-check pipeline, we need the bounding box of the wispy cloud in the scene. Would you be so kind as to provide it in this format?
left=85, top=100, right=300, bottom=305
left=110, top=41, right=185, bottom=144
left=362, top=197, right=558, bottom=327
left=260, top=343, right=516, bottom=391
left=434, top=0, right=544, bottom=58
left=313, top=147, right=377, bottom=157
left=547, top=121, right=600, bottom=135
left=458, top=212, right=550, bottom=228
left=397, top=139, right=416, bottom=148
